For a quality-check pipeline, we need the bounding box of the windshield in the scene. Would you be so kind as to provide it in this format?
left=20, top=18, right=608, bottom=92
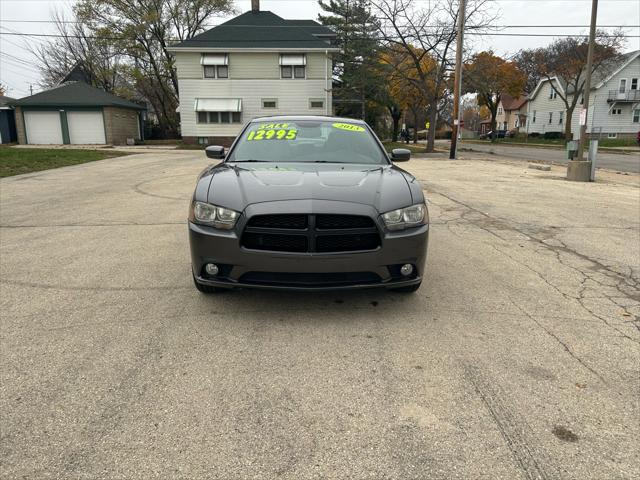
left=227, top=120, right=388, bottom=165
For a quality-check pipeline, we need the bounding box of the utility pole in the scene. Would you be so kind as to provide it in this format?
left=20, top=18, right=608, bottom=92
left=449, top=0, right=466, bottom=160
left=567, top=0, right=598, bottom=181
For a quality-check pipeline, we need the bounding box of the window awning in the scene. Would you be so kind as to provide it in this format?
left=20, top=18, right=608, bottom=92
left=279, top=54, right=306, bottom=66
left=194, top=98, right=242, bottom=112
left=201, top=53, right=228, bottom=65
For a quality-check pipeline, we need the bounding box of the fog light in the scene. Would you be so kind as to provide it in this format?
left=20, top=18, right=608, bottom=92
left=205, top=263, right=219, bottom=276
left=400, top=264, right=414, bottom=276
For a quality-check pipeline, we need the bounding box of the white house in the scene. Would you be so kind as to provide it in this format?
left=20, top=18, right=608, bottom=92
left=526, top=50, right=640, bottom=139
left=168, top=0, right=338, bottom=146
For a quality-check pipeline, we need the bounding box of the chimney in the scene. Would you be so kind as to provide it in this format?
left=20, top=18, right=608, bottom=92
left=251, top=0, right=259, bottom=12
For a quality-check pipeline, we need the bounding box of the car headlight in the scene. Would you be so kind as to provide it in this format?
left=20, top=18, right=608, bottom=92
left=382, top=203, right=428, bottom=231
left=191, top=201, right=239, bottom=230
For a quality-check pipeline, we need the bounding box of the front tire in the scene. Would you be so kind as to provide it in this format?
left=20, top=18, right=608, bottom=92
left=390, top=282, right=421, bottom=293
left=193, top=273, right=225, bottom=294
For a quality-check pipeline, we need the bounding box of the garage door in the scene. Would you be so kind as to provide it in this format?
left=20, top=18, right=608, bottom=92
left=24, top=111, right=63, bottom=145
left=67, top=111, right=106, bottom=144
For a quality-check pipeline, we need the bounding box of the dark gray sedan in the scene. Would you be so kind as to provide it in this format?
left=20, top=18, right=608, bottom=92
left=188, top=116, right=428, bottom=293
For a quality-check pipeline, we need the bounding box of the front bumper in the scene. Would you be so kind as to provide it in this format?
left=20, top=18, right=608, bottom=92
left=189, top=216, right=429, bottom=291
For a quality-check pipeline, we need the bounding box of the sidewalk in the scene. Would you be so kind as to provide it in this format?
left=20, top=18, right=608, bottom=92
left=462, top=139, right=639, bottom=154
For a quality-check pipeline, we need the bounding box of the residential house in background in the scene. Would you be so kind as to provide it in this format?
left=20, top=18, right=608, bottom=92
left=0, top=95, right=18, bottom=144
left=495, top=94, right=528, bottom=132
left=526, top=50, right=640, bottom=139
left=11, top=82, right=145, bottom=145
left=167, top=0, right=338, bottom=146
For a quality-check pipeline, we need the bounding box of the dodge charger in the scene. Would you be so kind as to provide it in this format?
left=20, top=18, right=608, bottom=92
left=188, top=116, right=428, bottom=292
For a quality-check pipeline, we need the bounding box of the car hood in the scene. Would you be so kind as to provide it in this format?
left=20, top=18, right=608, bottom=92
left=204, top=163, right=415, bottom=213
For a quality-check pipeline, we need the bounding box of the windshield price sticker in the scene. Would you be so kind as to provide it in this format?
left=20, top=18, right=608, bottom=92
left=247, top=128, right=298, bottom=141
left=256, top=123, right=290, bottom=130
left=332, top=123, right=365, bottom=132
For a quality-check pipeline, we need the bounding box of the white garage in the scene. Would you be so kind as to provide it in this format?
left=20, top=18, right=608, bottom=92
left=23, top=111, right=63, bottom=145
left=14, top=81, right=145, bottom=146
left=67, top=111, right=106, bottom=144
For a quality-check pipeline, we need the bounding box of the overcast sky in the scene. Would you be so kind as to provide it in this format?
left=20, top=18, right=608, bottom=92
left=1, top=0, right=638, bottom=98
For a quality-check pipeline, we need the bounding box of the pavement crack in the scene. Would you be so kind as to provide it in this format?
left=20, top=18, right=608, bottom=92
left=427, top=186, right=640, bottom=344
left=507, top=297, right=607, bottom=383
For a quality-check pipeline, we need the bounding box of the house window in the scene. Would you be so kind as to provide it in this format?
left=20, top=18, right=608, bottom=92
left=281, top=65, right=306, bottom=78
left=549, top=88, right=557, bottom=100
left=309, top=99, right=325, bottom=109
left=532, top=110, right=536, bottom=123
left=280, top=54, right=306, bottom=79
left=262, top=99, right=278, bottom=109
left=607, top=133, right=617, bottom=139
left=548, top=112, right=553, bottom=124
left=203, top=65, right=228, bottom=79
left=558, top=111, right=563, bottom=124
left=197, top=137, right=209, bottom=145
left=498, top=107, right=503, bottom=114
left=281, top=65, right=293, bottom=78
left=618, top=79, right=627, bottom=93
left=217, top=65, right=228, bottom=78
left=611, top=108, right=622, bottom=115
left=197, top=112, right=242, bottom=124
left=631, top=78, right=638, bottom=90
left=632, top=109, right=640, bottom=123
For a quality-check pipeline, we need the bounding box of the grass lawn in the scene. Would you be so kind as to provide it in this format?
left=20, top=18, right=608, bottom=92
left=382, top=141, right=429, bottom=154
left=0, top=147, right=129, bottom=178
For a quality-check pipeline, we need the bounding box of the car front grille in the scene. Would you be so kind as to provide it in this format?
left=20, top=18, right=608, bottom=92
left=241, top=214, right=381, bottom=253
left=239, top=271, right=381, bottom=287
left=247, top=214, right=308, bottom=230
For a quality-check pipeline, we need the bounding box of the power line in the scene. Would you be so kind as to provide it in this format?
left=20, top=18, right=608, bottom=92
left=0, top=64, right=39, bottom=79
left=0, top=31, right=637, bottom=41
left=1, top=0, right=638, bottom=2
left=0, top=55, right=39, bottom=70
left=1, top=19, right=638, bottom=29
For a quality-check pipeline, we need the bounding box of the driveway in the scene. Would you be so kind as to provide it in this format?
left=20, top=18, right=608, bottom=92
left=1, top=152, right=639, bottom=479
left=453, top=141, right=640, bottom=173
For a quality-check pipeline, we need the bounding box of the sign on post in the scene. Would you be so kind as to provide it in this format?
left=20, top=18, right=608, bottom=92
left=579, top=108, right=587, bottom=126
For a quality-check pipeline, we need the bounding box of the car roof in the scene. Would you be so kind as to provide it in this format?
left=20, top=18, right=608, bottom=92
left=250, top=115, right=367, bottom=125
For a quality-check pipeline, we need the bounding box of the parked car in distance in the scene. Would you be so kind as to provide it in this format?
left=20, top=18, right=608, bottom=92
left=480, top=130, right=509, bottom=140
left=188, top=116, right=429, bottom=293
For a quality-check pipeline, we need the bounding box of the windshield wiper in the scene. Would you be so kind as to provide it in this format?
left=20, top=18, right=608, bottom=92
left=232, top=159, right=271, bottom=163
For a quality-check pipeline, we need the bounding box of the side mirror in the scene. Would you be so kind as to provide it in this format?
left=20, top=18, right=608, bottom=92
left=390, top=148, right=411, bottom=162
left=205, top=145, right=225, bottom=160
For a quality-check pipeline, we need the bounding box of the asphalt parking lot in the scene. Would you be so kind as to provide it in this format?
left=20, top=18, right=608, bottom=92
left=1, top=151, right=639, bottom=479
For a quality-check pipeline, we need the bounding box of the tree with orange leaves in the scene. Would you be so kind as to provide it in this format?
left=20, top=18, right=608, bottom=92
left=379, top=46, right=443, bottom=143
left=463, top=51, right=526, bottom=141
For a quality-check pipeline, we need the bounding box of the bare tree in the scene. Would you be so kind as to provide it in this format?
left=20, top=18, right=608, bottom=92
left=370, top=0, right=496, bottom=152
left=32, top=11, right=125, bottom=93
left=32, top=0, right=234, bottom=138
left=530, top=32, right=625, bottom=141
